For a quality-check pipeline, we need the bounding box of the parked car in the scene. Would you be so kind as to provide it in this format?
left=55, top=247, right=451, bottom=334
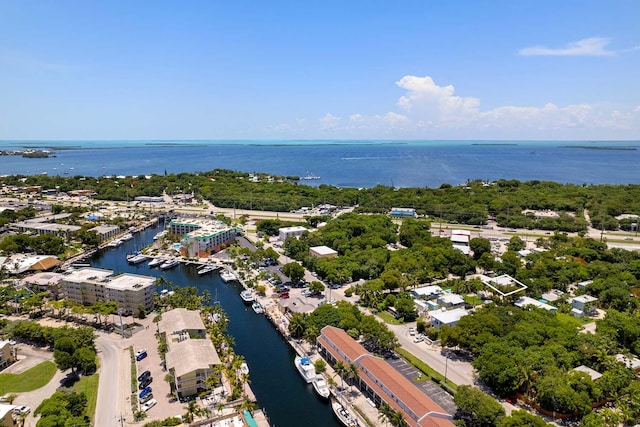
left=136, top=351, right=147, bottom=361
left=139, top=376, right=153, bottom=389
left=408, top=327, right=416, bottom=336
left=413, top=335, right=424, bottom=343
left=137, top=370, right=151, bottom=382
left=141, top=399, right=157, bottom=412
left=135, top=348, right=147, bottom=357
left=13, top=406, right=31, bottom=415
left=139, top=387, right=152, bottom=399
left=279, top=292, right=290, bottom=299
left=140, top=393, right=154, bottom=404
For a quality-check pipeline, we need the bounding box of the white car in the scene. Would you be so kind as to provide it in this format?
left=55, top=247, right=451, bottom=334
left=136, top=348, right=147, bottom=357
left=413, top=335, right=424, bottom=343
left=141, top=399, right=157, bottom=412
left=13, top=406, right=31, bottom=414
left=408, top=327, right=416, bottom=336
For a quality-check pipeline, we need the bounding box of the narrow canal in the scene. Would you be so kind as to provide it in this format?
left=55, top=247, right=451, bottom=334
left=89, top=223, right=341, bottom=427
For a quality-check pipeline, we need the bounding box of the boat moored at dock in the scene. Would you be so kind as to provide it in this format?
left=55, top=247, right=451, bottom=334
left=160, top=258, right=179, bottom=270
left=220, top=270, right=238, bottom=283
left=147, top=257, right=164, bottom=268
left=240, top=289, right=254, bottom=303
left=312, top=375, right=330, bottom=399
left=331, top=400, right=358, bottom=427
left=251, top=301, right=264, bottom=314
left=294, top=356, right=316, bottom=383
left=126, top=253, right=147, bottom=264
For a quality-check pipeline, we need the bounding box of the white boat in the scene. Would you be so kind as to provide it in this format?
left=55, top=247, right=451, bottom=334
left=120, top=233, right=134, bottom=241
left=300, top=173, right=321, bottom=180
left=148, top=257, right=164, bottom=268
left=252, top=302, right=264, bottom=314
left=198, top=264, right=218, bottom=275
left=240, top=289, right=254, bottom=303
left=106, top=239, right=122, bottom=248
left=153, top=230, right=168, bottom=240
left=240, top=362, right=249, bottom=376
left=160, top=258, right=179, bottom=270
left=127, top=253, right=147, bottom=264
left=332, top=400, right=358, bottom=427
left=294, top=356, right=316, bottom=383
left=312, top=375, right=330, bottom=399
left=220, top=270, right=238, bottom=283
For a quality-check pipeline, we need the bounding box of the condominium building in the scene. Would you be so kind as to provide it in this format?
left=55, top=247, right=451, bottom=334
left=60, top=267, right=155, bottom=316
left=169, top=218, right=236, bottom=257
left=159, top=309, right=222, bottom=398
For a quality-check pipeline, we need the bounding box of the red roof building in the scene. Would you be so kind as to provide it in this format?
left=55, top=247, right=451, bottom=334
left=318, top=326, right=454, bottom=427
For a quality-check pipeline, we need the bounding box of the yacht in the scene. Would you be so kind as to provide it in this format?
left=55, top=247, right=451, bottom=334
left=240, top=363, right=249, bottom=376
left=106, top=239, right=122, bottom=248
left=197, top=264, right=218, bottom=275
left=120, top=233, right=134, bottom=241
left=240, top=289, right=254, bottom=303
left=127, top=253, right=147, bottom=264
left=312, top=375, right=330, bottom=399
left=160, top=258, right=179, bottom=270
left=331, top=400, right=358, bottom=427
left=294, top=356, right=316, bottom=383
left=147, top=257, right=164, bottom=268
left=251, top=301, right=264, bottom=314
left=153, top=230, right=168, bottom=241
left=220, top=270, right=238, bottom=283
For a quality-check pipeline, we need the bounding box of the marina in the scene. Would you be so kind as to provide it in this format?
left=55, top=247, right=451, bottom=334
left=294, top=356, right=317, bottom=384
left=88, top=225, right=341, bottom=427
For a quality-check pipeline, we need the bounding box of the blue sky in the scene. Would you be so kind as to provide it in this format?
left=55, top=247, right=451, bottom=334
left=1, top=0, right=639, bottom=140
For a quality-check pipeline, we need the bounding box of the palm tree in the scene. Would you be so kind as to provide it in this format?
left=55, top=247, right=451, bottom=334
left=288, top=312, right=307, bottom=339
left=183, top=400, right=198, bottom=424
left=346, top=362, right=359, bottom=396
left=333, top=361, right=347, bottom=392
left=153, top=314, right=162, bottom=333
left=390, top=409, right=409, bottom=427
left=378, top=403, right=394, bottom=426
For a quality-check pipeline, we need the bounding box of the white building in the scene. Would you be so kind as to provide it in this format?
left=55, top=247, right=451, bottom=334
left=429, top=308, right=468, bottom=328
left=309, top=246, right=338, bottom=259
left=450, top=229, right=471, bottom=255
left=514, top=296, right=557, bottom=313
left=570, top=295, right=598, bottom=317
left=278, top=226, right=307, bottom=241
left=436, top=293, right=465, bottom=308
left=60, top=267, right=155, bottom=316
left=169, top=218, right=236, bottom=257
left=411, top=285, right=443, bottom=299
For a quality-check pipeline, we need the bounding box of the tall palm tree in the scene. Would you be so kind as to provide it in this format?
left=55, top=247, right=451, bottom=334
left=183, top=400, right=198, bottom=424
left=333, top=361, right=347, bottom=393
left=346, top=362, right=359, bottom=396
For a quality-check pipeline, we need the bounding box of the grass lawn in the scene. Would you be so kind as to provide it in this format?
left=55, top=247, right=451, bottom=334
left=72, top=373, right=100, bottom=421
left=377, top=311, right=405, bottom=325
left=0, top=361, right=57, bottom=395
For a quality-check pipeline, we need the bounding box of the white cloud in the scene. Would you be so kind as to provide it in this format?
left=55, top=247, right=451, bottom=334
left=519, top=37, right=615, bottom=56
left=303, top=75, right=640, bottom=138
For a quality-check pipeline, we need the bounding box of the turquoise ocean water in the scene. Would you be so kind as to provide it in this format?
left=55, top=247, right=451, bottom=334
left=1, top=140, right=639, bottom=188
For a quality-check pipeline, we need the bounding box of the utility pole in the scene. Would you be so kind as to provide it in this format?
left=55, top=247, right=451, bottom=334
left=119, top=413, right=125, bottom=427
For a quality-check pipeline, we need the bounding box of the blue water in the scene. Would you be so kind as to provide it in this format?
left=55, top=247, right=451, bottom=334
left=89, top=224, right=339, bottom=427
left=2, top=140, right=639, bottom=187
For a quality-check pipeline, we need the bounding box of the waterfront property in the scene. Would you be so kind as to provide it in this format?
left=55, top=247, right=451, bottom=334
left=317, top=326, right=454, bottom=427
left=168, top=217, right=236, bottom=257
left=20, top=272, right=65, bottom=299
left=60, top=267, right=155, bottom=316
left=89, top=224, right=120, bottom=243
left=158, top=308, right=222, bottom=398
left=2, top=254, right=61, bottom=275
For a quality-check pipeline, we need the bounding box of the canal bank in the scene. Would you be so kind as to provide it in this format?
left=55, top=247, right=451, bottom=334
left=88, top=224, right=342, bottom=427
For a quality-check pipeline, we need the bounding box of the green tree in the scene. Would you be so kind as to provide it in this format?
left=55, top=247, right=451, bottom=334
left=453, top=385, right=505, bottom=427
left=497, top=410, right=548, bottom=427
left=282, top=262, right=305, bottom=284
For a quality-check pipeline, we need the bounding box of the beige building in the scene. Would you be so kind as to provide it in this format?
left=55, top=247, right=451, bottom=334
left=60, top=267, right=155, bottom=316
left=309, top=245, right=338, bottom=259
left=0, top=404, right=16, bottom=427
left=159, top=309, right=222, bottom=398
left=0, top=341, right=16, bottom=371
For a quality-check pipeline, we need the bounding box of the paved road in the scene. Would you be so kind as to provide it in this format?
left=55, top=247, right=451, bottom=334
left=96, top=333, right=129, bottom=427
left=386, top=323, right=475, bottom=387
left=12, top=368, right=67, bottom=427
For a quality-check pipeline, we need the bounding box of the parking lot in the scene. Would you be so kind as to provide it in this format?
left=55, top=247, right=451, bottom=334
left=386, top=357, right=457, bottom=416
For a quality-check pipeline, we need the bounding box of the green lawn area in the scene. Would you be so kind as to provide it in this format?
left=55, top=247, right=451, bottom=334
left=0, top=361, right=57, bottom=394
left=72, top=373, right=100, bottom=421
left=377, top=311, right=405, bottom=325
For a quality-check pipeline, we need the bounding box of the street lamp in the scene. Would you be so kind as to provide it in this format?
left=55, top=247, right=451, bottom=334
left=443, top=354, right=449, bottom=386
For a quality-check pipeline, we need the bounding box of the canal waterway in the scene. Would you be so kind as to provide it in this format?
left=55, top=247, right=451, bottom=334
left=88, top=223, right=341, bottom=427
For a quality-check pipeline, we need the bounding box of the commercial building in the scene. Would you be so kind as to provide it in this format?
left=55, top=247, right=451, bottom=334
left=309, top=246, right=338, bottom=259
left=159, top=309, right=222, bottom=398
left=450, top=229, right=471, bottom=255
left=169, top=218, right=236, bottom=257
left=278, top=226, right=307, bottom=241
left=60, top=267, right=155, bottom=316
left=390, top=207, right=416, bottom=218
left=89, top=225, right=120, bottom=243
left=317, top=326, right=454, bottom=427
